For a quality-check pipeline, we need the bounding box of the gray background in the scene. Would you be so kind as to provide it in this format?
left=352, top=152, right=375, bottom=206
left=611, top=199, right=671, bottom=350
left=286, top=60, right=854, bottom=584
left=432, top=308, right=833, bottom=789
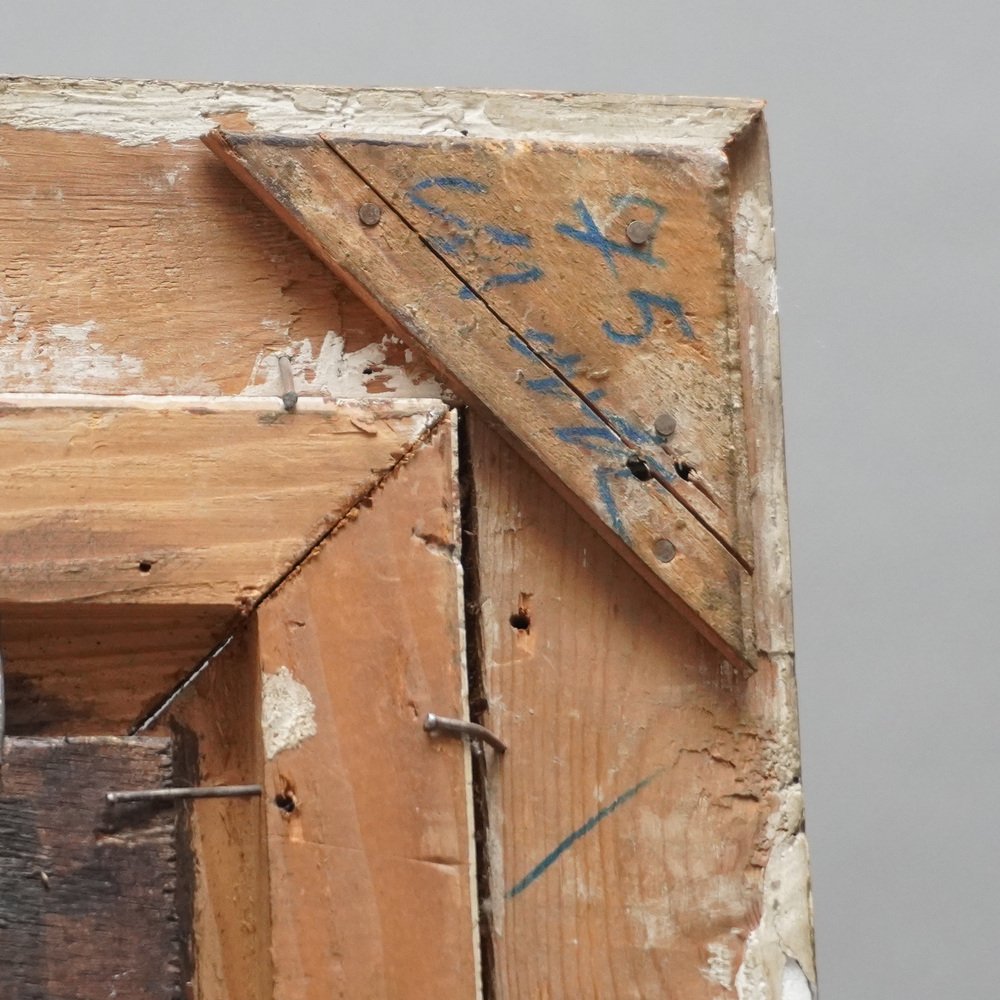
left=2, top=3, right=996, bottom=997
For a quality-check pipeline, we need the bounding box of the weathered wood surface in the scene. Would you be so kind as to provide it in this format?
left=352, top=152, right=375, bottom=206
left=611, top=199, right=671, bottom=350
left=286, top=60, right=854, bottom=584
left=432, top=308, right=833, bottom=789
left=0, top=736, right=188, bottom=1000
left=0, top=603, right=236, bottom=735
left=155, top=626, right=271, bottom=1000
left=0, top=125, right=434, bottom=399
left=255, top=412, right=479, bottom=999
left=468, top=416, right=774, bottom=999
left=330, top=137, right=750, bottom=561
left=206, top=131, right=753, bottom=665
left=0, top=394, right=446, bottom=607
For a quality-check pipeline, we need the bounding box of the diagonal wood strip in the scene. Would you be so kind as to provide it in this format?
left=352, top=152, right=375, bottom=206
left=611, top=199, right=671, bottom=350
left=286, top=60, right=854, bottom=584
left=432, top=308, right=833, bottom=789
left=204, top=130, right=754, bottom=664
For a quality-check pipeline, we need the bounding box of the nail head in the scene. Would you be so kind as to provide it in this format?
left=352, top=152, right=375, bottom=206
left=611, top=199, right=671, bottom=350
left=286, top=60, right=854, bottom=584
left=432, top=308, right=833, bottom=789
left=626, top=220, right=653, bottom=246
left=358, top=202, right=382, bottom=226
left=653, top=538, right=677, bottom=563
left=654, top=412, right=677, bottom=438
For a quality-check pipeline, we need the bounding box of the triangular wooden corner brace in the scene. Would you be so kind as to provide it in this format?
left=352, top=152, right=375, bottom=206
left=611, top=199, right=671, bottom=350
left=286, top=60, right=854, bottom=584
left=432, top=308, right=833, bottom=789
left=206, top=129, right=763, bottom=666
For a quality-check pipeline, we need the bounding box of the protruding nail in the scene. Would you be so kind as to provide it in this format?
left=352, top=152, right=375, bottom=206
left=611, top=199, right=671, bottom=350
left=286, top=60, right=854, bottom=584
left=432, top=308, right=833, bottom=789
left=276, top=354, right=298, bottom=412
left=424, top=713, right=507, bottom=754
left=106, top=784, right=263, bottom=805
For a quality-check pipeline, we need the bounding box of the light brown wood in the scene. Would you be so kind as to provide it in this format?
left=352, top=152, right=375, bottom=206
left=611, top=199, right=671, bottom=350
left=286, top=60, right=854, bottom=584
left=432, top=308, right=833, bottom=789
left=0, top=603, right=237, bottom=735
left=0, top=395, right=446, bottom=607
left=0, top=126, right=432, bottom=397
left=205, top=131, right=753, bottom=665
left=330, top=137, right=750, bottom=561
left=155, top=625, right=271, bottom=1000
left=254, top=412, right=479, bottom=1000
left=468, top=415, right=772, bottom=1000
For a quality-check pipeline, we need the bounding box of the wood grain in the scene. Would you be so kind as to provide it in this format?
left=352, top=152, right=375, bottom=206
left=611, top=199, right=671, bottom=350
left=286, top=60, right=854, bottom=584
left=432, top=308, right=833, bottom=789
left=468, top=415, right=772, bottom=1000
left=0, top=126, right=431, bottom=397
left=0, top=395, right=446, bottom=607
left=0, top=602, right=237, bottom=735
left=155, top=625, right=271, bottom=1000
left=330, top=137, right=750, bottom=561
left=0, top=736, right=188, bottom=1000
left=206, top=130, right=753, bottom=666
left=255, top=412, right=479, bottom=999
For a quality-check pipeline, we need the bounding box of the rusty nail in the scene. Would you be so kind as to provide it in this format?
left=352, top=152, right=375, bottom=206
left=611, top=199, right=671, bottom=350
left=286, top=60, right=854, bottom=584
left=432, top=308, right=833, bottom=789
left=358, top=202, right=382, bottom=226
left=653, top=538, right=677, bottom=563
left=424, top=713, right=507, bottom=754
left=626, top=220, right=653, bottom=246
left=654, top=412, right=677, bottom=438
left=276, top=354, right=298, bottom=412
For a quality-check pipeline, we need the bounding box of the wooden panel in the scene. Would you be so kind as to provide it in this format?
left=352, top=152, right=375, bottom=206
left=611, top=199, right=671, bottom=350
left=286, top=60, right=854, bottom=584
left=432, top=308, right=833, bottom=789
left=254, top=412, right=479, bottom=1000
left=330, top=137, right=750, bottom=561
left=468, top=416, right=772, bottom=999
left=0, top=395, right=446, bottom=606
left=0, top=603, right=236, bottom=735
left=0, top=126, right=429, bottom=397
left=206, top=131, right=752, bottom=665
left=0, top=736, right=188, bottom=1000
left=156, top=625, right=271, bottom=1000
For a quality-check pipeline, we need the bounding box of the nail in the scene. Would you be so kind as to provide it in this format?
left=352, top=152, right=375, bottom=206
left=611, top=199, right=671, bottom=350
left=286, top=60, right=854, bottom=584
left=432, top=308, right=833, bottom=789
left=358, top=202, right=382, bottom=226
left=276, top=354, right=298, bottom=412
left=626, top=220, right=653, bottom=246
left=106, top=784, right=263, bottom=805
left=424, top=713, right=507, bottom=754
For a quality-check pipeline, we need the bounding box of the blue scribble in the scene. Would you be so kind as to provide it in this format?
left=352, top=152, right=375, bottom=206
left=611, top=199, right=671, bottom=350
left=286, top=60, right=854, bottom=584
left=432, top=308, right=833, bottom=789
left=602, top=289, right=695, bottom=345
left=506, top=770, right=664, bottom=899
left=555, top=199, right=665, bottom=275
left=406, top=176, right=486, bottom=230
left=458, top=263, right=545, bottom=299
left=428, top=234, right=470, bottom=257
left=483, top=223, right=532, bottom=247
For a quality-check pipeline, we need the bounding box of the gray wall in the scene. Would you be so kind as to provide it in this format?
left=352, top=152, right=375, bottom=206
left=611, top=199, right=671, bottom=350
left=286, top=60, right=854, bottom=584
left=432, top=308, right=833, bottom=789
left=3, top=4, right=996, bottom=996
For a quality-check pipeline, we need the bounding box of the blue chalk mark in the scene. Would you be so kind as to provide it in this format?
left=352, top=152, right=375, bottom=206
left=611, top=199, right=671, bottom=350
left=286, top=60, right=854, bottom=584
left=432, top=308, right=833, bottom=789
left=524, top=376, right=571, bottom=398
left=555, top=199, right=665, bottom=275
left=602, top=289, right=695, bottom=345
left=506, top=770, right=663, bottom=899
left=484, top=223, right=532, bottom=247
left=524, top=329, right=556, bottom=345
left=594, top=466, right=633, bottom=539
left=406, top=176, right=486, bottom=230
left=458, top=263, right=544, bottom=299
left=428, top=234, right=470, bottom=256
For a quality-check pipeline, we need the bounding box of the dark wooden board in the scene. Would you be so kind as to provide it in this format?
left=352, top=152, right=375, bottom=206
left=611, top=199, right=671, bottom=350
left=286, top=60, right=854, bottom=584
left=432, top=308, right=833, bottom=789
left=0, top=736, right=189, bottom=999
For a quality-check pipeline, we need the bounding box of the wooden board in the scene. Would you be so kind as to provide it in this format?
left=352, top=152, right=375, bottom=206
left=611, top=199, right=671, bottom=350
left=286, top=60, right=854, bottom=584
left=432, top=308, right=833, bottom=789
left=0, top=736, right=188, bottom=1000
left=255, top=412, right=479, bottom=999
left=206, top=131, right=753, bottom=665
left=156, top=626, right=271, bottom=1000
left=0, top=126, right=433, bottom=398
left=468, top=416, right=772, bottom=999
left=329, top=137, right=750, bottom=560
left=0, top=394, right=446, bottom=607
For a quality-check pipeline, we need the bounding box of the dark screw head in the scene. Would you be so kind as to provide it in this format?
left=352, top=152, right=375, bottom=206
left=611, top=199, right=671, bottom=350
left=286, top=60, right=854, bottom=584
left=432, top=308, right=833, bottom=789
left=654, top=412, right=677, bottom=438
left=653, top=538, right=677, bottom=563
left=358, top=202, right=382, bottom=226
left=626, top=220, right=654, bottom=246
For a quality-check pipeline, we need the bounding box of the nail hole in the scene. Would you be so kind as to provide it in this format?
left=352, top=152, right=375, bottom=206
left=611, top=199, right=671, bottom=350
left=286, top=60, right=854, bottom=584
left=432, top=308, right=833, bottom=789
left=509, top=610, right=531, bottom=631
left=674, top=461, right=694, bottom=481
left=137, top=561, right=153, bottom=573
left=626, top=455, right=652, bottom=481
left=274, top=793, right=296, bottom=814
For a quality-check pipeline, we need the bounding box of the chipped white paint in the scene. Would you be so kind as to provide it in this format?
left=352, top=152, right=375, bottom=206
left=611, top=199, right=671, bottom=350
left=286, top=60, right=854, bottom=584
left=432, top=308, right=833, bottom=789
left=261, top=665, right=318, bottom=760
left=241, top=330, right=441, bottom=400
left=702, top=939, right=734, bottom=990
left=0, top=297, right=145, bottom=390
left=735, top=785, right=816, bottom=1000
left=734, top=190, right=779, bottom=322
left=0, top=76, right=760, bottom=150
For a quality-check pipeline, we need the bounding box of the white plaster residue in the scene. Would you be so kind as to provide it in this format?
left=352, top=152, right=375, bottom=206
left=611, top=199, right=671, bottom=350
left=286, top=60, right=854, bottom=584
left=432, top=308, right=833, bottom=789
left=734, top=190, right=779, bottom=318
left=701, top=939, right=734, bottom=990
left=735, top=806, right=816, bottom=1000
left=0, top=76, right=760, bottom=149
left=261, top=665, right=317, bottom=760
left=627, top=893, right=676, bottom=951
left=0, top=298, right=145, bottom=390
left=241, top=329, right=441, bottom=399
